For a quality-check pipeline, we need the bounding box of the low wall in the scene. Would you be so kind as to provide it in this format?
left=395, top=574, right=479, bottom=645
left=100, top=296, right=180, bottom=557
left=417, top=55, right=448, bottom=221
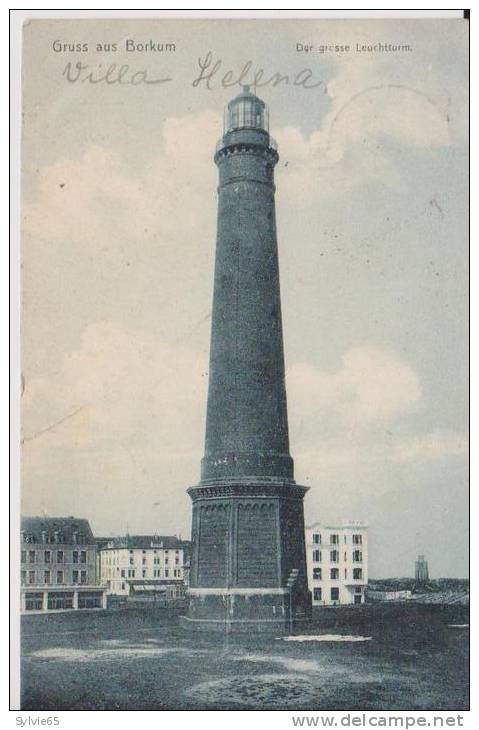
left=311, top=601, right=469, bottom=631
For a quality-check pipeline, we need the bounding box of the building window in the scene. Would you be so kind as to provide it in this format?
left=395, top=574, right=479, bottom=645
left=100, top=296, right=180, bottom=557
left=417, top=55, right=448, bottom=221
left=312, top=533, right=321, bottom=545
left=353, top=568, right=363, bottom=579
left=44, top=570, right=51, bottom=584
left=129, top=558, right=134, bottom=565
left=331, top=587, right=340, bottom=602
left=312, top=550, right=321, bottom=562
left=313, top=567, right=322, bottom=581
left=48, top=591, right=74, bottom=610
left=344, top=552, right=347, bottom=561
left=353, top=550, right=362, bottom=563
left=56, top=550, right=64, bottom=563
left=44, top=550, right=51, bottom=563
left=25, top=592, right=43, bottom=611
left=121, top=569, right=125, bottom=578
left=21, top=551, right=26, bottom=563
left=72, top=570, right=79, bottom=584
left=73, top=550, right=79, bottom=564
left=28, top=570, right=35, bottom=585
left=353, top=534, right=362, bottom=545
left=80, top=570, right=87, bottom=584
left=313, top=587, right=322, bottom=602
left=330, top=534, right=339, bottom=545
left=330, top=550, right=339, bottom=563
left=80, top=551, right=87, bottom=564
left=28, top=550, right=35, bottom=563
left=142, top=558, right=147, bottom=565
left=21, top=570, right=26, bottom=585
left=330, top=568, right=339, bottom=580
left=78, top=591, right=102, bottom=609
left=165, top=569, right=169, bottom=577
left=344, top=569, right=347, bottom=579
left=56, top=570, right=64, bottom=584
left=142, top=570, right=146, bottom=578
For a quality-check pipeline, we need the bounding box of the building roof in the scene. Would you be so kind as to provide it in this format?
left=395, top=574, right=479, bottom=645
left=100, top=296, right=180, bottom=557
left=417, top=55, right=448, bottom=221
left=306, top=521, right=368, bottom=530
left=100, top=535, right=190, bottom=550
left=127, top=579, right=184, bottom=586
left=21, top=516, right=95, bottom=544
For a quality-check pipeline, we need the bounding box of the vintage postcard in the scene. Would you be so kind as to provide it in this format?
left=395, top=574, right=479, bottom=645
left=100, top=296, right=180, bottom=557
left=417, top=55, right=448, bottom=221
left=16, top=13, right=469, bottom=714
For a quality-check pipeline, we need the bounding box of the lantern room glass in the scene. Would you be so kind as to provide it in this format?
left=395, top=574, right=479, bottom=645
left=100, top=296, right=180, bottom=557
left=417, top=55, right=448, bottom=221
left=224, top=88, right=269, bottom=134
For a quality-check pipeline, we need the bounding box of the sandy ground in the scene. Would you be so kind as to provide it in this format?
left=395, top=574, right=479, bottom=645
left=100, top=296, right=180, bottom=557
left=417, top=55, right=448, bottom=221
left=20, top=606, right=469, bottom=711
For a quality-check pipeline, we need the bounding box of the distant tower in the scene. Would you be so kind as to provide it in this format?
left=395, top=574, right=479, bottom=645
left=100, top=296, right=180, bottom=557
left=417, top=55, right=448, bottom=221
left=415, top=555, right=429, bottom=583
left=182, top=87, right=311, bottom=632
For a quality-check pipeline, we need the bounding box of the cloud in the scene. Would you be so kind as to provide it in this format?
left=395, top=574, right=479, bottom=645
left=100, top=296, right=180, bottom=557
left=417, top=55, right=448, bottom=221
left=294, top=427, right=467, bottom=478
left=322, top=43, right=452, bottom=151
left=23, top=110, right=222, bottom=249
left=22, top=320, right=208, bottom=455
left=21, top=319, right=210, bottom=529
left=286, top=348, right=466, bottom=483
left=392, top=429, right=468, bottom=463
left=327, top=84, right=450, bottom=150
left=287, top=346, right=421, bottom=433
left=272, top=48, right=452, bottom=206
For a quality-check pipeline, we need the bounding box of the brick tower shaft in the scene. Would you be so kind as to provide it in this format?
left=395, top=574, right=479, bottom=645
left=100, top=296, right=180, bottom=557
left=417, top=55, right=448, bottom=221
left=201, top=92, right=292, bottom=484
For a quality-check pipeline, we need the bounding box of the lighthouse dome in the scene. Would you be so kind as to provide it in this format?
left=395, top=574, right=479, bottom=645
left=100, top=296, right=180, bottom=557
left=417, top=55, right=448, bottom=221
left=224, top=85, right=269, bottom=133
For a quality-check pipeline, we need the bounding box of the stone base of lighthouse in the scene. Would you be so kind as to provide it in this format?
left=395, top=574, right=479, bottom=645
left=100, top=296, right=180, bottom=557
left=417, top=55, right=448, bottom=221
left=181, top=480, right=312, bottom=633
left=180, top=588, right=311, bottom=634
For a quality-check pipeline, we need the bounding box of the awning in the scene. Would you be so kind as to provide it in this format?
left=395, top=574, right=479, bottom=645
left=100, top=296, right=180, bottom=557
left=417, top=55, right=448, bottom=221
left=130, top=584, right=167, bottom=593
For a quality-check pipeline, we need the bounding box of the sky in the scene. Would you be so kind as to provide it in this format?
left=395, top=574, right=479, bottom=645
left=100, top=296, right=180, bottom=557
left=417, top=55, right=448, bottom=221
left=21, top=18, right=469, bottom=578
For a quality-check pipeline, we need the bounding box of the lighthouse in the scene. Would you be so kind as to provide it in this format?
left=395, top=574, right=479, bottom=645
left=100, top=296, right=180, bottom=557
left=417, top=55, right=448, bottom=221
left=182, top=87, right=311, bottom=632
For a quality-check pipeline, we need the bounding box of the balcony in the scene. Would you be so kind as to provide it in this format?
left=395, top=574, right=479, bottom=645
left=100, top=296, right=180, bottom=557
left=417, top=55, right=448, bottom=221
left=215, top=134, right=277, bottom=154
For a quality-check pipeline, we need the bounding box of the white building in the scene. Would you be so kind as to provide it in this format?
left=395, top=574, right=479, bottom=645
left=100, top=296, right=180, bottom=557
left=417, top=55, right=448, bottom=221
left=305, top=522, right=368, bottom=606
left=99, top=535, right=190, bottom=598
